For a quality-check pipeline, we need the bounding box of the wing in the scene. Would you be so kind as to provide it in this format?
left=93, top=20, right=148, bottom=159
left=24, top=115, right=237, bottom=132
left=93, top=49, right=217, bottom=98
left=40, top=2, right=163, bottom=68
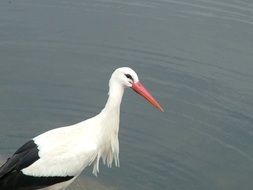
left=0, top=140, right=73, bottom=190
left=0, top=124, right=99, bottom=190
left=21, top=124, right=98, bottom=178
left=0, top=140, right=39, bottom=178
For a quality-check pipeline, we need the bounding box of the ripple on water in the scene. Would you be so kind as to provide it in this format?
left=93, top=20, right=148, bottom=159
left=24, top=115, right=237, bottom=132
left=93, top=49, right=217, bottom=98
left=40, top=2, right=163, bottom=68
left=1, top=0, right=253, bottom=189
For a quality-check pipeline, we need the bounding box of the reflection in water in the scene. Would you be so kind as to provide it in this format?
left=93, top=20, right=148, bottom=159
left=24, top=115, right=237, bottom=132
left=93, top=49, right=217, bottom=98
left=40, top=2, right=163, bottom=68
left=69, top=176, right=117, bottom=190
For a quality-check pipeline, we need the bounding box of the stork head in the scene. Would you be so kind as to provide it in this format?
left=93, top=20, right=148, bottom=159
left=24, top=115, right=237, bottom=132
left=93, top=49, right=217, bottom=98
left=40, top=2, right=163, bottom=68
left=110, top=67, right=164, bottom=112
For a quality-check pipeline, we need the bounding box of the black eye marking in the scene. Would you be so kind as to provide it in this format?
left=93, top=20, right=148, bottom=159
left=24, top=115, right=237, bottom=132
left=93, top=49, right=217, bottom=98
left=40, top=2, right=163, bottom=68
left=125, top=74, right=134, bottom=81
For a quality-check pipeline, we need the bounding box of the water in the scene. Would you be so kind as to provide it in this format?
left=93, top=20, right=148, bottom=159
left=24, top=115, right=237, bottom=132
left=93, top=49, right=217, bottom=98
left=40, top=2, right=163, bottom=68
left=0, top=0, right=253, bottom=189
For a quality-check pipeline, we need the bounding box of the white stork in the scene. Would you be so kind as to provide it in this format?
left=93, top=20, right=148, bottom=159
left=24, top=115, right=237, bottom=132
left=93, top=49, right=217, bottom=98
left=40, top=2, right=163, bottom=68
left=0, top=67, right=163, bottom=190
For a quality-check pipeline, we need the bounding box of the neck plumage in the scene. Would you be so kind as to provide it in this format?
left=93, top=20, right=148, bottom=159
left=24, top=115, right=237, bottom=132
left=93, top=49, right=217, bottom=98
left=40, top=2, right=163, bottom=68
left=92, top=79, right=123, bottom=175
left=103, top=79, right=125, bottom=114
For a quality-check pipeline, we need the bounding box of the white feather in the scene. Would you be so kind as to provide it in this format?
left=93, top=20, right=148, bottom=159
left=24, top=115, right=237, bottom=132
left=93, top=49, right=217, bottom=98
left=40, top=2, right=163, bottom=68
left=22, top=82, right=123, bottom=177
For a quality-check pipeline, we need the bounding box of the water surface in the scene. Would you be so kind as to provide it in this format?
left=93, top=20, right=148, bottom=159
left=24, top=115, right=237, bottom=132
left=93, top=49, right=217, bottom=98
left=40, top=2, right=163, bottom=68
left=0, top=0, right=253, bottom=189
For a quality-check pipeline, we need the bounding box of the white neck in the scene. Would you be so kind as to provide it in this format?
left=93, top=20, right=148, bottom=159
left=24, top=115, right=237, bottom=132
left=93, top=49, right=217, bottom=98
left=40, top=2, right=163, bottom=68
left=102, top=80, right=125, bottom=114
left=90, top=79, right=123, bottom=174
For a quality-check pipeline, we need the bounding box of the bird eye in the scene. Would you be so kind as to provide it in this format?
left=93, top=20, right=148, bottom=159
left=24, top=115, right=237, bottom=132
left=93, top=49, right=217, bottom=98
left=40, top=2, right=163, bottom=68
left=125, top=74, right=134, bottom=81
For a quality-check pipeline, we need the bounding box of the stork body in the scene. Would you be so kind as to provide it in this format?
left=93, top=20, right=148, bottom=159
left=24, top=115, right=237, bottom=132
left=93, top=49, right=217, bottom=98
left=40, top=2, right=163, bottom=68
left=0, top=67, right=163, bottom=190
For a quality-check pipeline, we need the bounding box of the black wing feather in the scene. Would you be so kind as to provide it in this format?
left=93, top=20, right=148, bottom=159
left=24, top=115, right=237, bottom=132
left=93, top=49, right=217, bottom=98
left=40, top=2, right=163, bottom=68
left=0, top=140, right=73, bottom=190
left=0, top=140, right=39, bottom=178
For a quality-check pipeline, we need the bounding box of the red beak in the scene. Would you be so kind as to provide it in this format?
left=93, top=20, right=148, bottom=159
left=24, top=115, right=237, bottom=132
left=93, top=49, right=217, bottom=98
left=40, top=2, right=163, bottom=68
left=131, top=82, right=164, bottom=112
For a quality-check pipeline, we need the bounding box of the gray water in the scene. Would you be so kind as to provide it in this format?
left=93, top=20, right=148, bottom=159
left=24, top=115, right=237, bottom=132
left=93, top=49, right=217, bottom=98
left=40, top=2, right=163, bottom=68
left=0, top=0, right=253, bottom=189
